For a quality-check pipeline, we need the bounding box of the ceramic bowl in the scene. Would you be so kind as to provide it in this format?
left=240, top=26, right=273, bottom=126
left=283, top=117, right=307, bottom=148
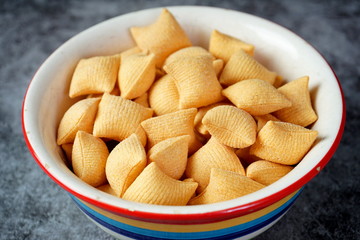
left=22, top=6, right=345, bottom=240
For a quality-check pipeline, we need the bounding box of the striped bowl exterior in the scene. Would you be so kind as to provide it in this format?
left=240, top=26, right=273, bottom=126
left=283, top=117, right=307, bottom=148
left=70, top=189, right=302, bottom=240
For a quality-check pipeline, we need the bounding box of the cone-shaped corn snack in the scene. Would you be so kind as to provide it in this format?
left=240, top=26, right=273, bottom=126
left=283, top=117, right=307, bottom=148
left=202, top=105, right=257, bottom=148
left=148, top=74, right=180, bottom=115
left=105, top=134, right=147, bottom=197
left=220, top=50, right=276, bottom=86
left=86, top=85, right=120, bottom=98
left=61, top=143, right=73, bottom=167
left=97, top=184, right=117, bottom=196
left=130, top=8, right=192, bottom=67
left=122, top=162, right=198, bottom=205
left=194, top=102, right=230, bottom=136
left=120, top=46, right=142, bottom=62
left=57, top=97, right=100, bottom=145
left=212, top=59, right=224, bottom=77
left=93, top=93, right=153, bottom=141
left=119, top=52, right=156, bottom=99
left=246, top=160, right=294, bottom=185
left=69, top=55, right=120, bottom=98
left=134, top=125, right=147, bottom=147
left=188, top=168, right=264, bottom=205
left=141, top=108, right=201, bottom=154
left=163, top=55, right=224, bottom=109
left=72, top=131, right=109, bottom=187
left=222, top=79, right=292, bottom=116
left=273, top=76, right=318, bottom=127
left=148, top=135, right=190, bottom=179
left=164, top=46, right=214, bottom=66
left=250, top=121, right=318, bottom=165
left=185, top=137, right=245, bottom=192
left=209, top=29, right=255, bottom=62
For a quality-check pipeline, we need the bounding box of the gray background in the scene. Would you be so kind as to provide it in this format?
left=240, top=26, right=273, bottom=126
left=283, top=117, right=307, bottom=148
left=1, top=0, right=359, bottom=239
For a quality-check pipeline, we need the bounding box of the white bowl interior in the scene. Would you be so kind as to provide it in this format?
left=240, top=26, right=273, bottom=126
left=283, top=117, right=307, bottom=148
left=23, top=6, right=343, bottom=215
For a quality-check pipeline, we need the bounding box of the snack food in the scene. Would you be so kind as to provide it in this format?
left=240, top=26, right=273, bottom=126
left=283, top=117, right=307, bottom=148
left=219, top=49, right=277, bottom=86
left=57, top=8, right=318, bottom=206
left=147, top=135, right=190, bottom=180
left=69, top=55, right=120, bottom=98
left=185, top=137, right=246, bottom=192
left=72, top=131, right=108, bottom=187
left=130, top=8, right=192, bottom=67
left=122, top=162, right=198, bottom=205
left=163, top=55, right=224, bottom=109
left=188, top=168, right=264, bottom=205
left=105, top=134, right=147, bottom=197
left=201, top=105, right=257, bottom=148
left=93, top=93, right=153, bottom=141
left=119, top=52, right=156, bottom=99
left=273, top=76, right=318, bottom=127
left=209, top=29, right=255, bottom=61
left=222, top=79, right=292, bottom=116
left=249, top=121, right=318, bottom=165
left=246, top=160, right=294, bottom=186
left=57, top=97, right=100, bottom=145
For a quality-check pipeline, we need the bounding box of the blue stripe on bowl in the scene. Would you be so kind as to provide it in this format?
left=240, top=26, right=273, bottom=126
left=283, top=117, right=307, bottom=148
left=71, top=190, right=301, bottom=240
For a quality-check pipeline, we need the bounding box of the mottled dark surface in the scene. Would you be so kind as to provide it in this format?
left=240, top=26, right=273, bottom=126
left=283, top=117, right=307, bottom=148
left=0, top=0, right=359, bottom=239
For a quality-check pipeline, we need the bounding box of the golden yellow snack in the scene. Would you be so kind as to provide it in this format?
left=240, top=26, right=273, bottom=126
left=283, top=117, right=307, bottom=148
left=250, top=121, right=318, bottom=165
left=122, top=162, right=198, bottom=205
left=148, top=135, right=190, bottom=179
left=183, top=178, right=196, bottom=183
left=97, top=184, right=117, bottom=196
left=222, top=79, right=292, bottom=116
left=185, top=137, right=245, bottom=193
left=133, top=92, right=149, bottom=108
left=105, top=134, right=147, bottom=197
left=119, top=52, right=156, bottom=99
left=148, top=74, right=180, bottom=115
left=163, top=55, right=224, bottom=109
left=202, top=105, right=257, bottom=148
left=274, top=76, right=318, bottom=127
left=57, top=97, right=100, bottom=145
left=194, top=102, right=230, bottom=136
left=219, top=50, right=277, bottom=86
left=120, top=46, right=142, bottom=61
left=86, top=85, right=120, bottom=98
left=93, top=93, right=153, bottom=141
left=164, top=46, right=214, bottom=66
left=183, top=178, right=197, bottom=199
left=212, top=59, right=224, bottom=77
left=134, top=125, right=147, bottom=147
left=209, top=30, right=255, bottom=62
left=141, top=108, right=202, bottom=154
left=254, top=114, right=280, bottom=132
left=246, top=160, right=294, bottom=186
left=72, top=131, right=109, bottom=187
left=69, top=55, right=120, bottom=98
left=61, top=143, right=73, bottom=167
left=130, top=8, right=192, bottom=67
left=188, top=168, right=265, bottom=205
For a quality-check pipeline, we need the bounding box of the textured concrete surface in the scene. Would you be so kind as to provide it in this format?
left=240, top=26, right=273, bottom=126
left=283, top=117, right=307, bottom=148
left=0, top=0, right=359, bottom=239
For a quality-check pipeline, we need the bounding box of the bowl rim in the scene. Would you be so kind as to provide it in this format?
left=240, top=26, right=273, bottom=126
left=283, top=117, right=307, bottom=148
left=21, top=5, right=346, bottom=224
